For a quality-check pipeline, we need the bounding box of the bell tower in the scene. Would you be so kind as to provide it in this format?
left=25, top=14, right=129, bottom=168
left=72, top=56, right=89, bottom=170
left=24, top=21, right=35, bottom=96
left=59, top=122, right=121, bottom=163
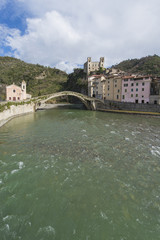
left=21, top=80, right=26, bottom=99
left=21, top=80, right=26, bottom=92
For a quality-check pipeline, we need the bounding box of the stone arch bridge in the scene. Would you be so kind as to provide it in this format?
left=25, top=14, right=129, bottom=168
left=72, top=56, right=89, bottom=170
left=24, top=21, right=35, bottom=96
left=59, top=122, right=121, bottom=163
left=35, top=91, right=102, bottom=110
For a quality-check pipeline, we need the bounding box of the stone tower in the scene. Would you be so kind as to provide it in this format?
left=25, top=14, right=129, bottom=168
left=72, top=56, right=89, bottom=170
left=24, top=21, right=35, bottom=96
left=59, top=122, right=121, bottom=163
left=21, top=80, right=26, bottom=99
left=100, top=57, right=104, bottom=68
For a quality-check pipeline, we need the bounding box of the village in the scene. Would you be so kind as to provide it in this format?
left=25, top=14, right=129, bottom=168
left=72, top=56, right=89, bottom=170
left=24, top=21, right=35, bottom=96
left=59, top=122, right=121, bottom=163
left=84, top=57, right=160, bottom=105
left=3, top=57, right=160, bottom=109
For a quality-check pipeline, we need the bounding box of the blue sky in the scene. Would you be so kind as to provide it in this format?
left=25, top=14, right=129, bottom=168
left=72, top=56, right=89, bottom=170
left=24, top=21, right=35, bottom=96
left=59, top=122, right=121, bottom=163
left=1, top=0, right=160, bottom=72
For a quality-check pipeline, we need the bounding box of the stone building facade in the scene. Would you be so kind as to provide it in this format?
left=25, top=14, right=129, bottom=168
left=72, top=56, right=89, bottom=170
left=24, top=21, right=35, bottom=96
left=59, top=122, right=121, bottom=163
left=88, top=75, right=106, bottom=99
left=6, top=81, right=32, bottom=101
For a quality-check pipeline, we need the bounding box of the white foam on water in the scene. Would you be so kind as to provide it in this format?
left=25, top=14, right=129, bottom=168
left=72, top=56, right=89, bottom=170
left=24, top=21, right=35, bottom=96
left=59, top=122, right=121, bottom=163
left=11, top=154, right=16, bottom=157
left=125, top=137, right=130, bottom=141
left=5, top=224, right=10, bottom=231
left=100, top=211, right=108, bottom=220
left=3, top=215, right=13, bottom=222
left=81, top=129, right=86, bottom=132
left=11, top=169, right=19, bottom=174
left=0, top=179, right=2, bottom=184
left=0, top=160, right=7, bottom=166
left=82, top=134, right=88, bottom=138
left=18, top=162, right=24, bottom=169
left=105, top=124, right=109, bottom=127
left=151, top=146, right=160, bottom=157
left=110, top=131, right=116, bottom=134
left=37, top=226, right=55, bottom=236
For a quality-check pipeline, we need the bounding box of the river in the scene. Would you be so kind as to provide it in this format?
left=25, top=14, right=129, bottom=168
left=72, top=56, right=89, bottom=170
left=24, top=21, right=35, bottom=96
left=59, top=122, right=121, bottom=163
left=0, top=109, right=160, bottom=240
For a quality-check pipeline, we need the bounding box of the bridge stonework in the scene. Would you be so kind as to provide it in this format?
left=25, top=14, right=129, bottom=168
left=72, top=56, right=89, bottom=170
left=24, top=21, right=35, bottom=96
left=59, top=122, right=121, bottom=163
left=35, top=91, right=102, bottom=111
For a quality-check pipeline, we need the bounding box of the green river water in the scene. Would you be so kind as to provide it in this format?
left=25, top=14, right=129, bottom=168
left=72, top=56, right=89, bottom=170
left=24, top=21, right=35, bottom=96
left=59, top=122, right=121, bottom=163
left=0, top=109, right=160, bottom=240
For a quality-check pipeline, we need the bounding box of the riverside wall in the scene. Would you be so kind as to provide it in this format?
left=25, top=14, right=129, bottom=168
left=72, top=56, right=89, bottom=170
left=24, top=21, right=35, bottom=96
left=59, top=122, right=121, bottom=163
left=96, top=100, right=160, bottom=113
left=0, top=103, right=35, bottom=128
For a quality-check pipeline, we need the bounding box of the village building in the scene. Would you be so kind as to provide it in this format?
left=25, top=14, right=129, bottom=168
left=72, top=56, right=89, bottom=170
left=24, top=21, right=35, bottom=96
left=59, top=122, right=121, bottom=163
left=150, top=77, right=160, bottom=104
left=88, top=75, right=106, bottom=99
left=84, top=57, right=104, bottom=76
left=103, top=76, right=122, bottom=101
left=121, top=76, right=151, bottom=104
left=6, top=81, right=32, bottom=101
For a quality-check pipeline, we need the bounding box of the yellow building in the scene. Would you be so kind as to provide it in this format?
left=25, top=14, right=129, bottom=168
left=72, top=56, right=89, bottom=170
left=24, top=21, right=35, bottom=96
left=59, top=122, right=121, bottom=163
left=103, top=76, right=122, bottom=101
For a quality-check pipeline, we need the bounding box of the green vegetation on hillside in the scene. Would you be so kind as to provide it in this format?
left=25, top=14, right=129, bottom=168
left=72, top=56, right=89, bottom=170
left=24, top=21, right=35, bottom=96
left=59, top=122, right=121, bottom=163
left=0, top=57, right=68, bottom=99
left=0, top=57, right=88, bottom=101
left=113, top=55, right=160, bottom=75
left=64, top=68, right=87, bottom=94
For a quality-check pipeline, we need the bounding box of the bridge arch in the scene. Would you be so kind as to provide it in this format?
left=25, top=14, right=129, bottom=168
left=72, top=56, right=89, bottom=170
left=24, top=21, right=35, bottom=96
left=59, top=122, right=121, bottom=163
left=36, top=91, right=96, bottom=110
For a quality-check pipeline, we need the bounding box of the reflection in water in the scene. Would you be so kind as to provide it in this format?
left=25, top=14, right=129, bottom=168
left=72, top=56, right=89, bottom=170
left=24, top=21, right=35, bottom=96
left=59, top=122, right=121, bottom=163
left=0, top=109, right=160, bottom=240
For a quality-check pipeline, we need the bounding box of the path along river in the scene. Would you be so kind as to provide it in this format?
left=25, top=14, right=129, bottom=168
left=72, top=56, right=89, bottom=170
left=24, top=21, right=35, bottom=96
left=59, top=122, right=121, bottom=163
left=0, top=109, right=160, bottom=240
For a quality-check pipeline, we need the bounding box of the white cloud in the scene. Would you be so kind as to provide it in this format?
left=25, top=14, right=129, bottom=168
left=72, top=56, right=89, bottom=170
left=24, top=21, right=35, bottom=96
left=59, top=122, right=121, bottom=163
left=3, top=0, right=160, bottom=72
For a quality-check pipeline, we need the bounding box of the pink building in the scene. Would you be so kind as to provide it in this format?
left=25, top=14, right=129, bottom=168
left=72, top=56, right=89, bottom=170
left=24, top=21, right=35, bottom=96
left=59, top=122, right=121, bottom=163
left=121, top=76, right=151, bottom=104
left=6, top=81, right=31, bottom=101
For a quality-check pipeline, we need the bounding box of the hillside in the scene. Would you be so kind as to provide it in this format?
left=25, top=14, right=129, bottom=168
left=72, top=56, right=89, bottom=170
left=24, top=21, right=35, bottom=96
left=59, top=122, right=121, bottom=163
left=0, top=57, right=68, bottom=100
left=64, top=68, right=87, bottom=94
left=113, top=55, right=160, bottom=75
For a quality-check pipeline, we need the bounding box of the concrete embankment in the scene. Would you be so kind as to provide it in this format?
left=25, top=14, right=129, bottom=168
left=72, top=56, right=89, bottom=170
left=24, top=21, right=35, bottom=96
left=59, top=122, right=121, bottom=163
left=96, top=100, right=160, bottom=115
left=0, top=103, right=35, bottom=128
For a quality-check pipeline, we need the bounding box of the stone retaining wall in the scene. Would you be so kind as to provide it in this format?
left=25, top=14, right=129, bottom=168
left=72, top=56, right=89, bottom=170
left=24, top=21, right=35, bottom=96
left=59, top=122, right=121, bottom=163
left=97, top=100, right=160, bottom=113
left=0, top=103, right=35, bottom=128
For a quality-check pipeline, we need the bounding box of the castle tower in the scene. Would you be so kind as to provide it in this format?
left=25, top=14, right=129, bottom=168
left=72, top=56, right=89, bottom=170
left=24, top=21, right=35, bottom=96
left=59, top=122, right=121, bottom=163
left=87, top=57, right=91, bottom=63
left=99, top=57, right=104, bottom=68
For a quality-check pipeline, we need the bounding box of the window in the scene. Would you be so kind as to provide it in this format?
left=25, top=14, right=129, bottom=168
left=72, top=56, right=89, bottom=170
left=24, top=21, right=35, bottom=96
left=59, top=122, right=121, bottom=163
left=131, top=83, right=134, bottom=86
left=131, top=94, right=133, bottom=97
left=136, top=83, right=138, bottom=86
left=108, top=93, right=109, bottom=96
left=136, top=88, right=138, bottom=91
left=142, top=88, right=144, bottom=91
left=108, top=87, right=110, bottom=91
left=118, top=89, right=120, bottom=93
left=142, top=95, right=144, bottom=98
left=142, top=82, right=145, bottom=86
left=122, top=95, right=125, bottom=99
left=117, top=95, right=119, bottom=99
left=124, top=84, right=128, bottom=87
left=13, top=89, right=16, bottom=93
left=136, top=94, right=138, bottom=97
left=131, top=89, right=133, bottom=92
left=125, top=89, right=127, bottom=92
left=108, top=81, right=110, bottom=83
left=18, top=97, right=20, bottom=100
left=142, top=100, right=144, bottom=103
left=23, top=86, right=25, bottom=89
left=115, top=84, right=117, bottom=87
left=135, top=100, right=138, bottom=103
left=9, top=97, right=11, bottom=100
left=115, top=80, right=117, bottom=83
left=124, top=79, right=128, bottom=82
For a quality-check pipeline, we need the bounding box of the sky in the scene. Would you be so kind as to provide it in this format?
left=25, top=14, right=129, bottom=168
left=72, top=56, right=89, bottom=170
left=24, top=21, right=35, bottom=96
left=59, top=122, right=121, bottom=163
left=0, top=0, right=160, bottom=72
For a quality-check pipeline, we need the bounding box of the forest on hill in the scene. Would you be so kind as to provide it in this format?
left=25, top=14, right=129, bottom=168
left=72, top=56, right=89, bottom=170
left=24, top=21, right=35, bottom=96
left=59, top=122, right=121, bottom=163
left=0, top=57, right=87, bottom=101
left=113, top=55, right=160, bottom=75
